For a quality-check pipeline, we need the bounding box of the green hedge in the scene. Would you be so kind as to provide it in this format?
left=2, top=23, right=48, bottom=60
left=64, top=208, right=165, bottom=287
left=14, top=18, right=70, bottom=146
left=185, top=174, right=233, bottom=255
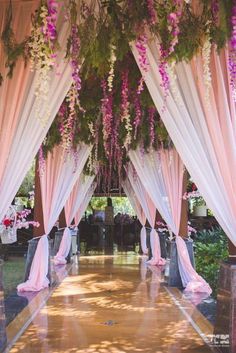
left=194, top=227, right=228, bottom=298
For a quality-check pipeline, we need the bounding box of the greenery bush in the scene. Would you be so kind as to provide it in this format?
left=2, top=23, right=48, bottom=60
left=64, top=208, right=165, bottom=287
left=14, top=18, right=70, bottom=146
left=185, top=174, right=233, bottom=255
left=194, top=227, right=228, bottom=298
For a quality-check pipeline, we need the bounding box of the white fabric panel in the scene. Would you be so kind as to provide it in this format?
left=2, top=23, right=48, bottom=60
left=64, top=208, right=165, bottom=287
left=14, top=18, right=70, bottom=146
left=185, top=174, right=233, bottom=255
left=122, top=178, right=148, bottom=254
left=131, top=39, right=236, bottom=246
left=121, top=178, right=146, bottom=226
left=74, top=182, right=97, bottom=225
left=40, top=144, right=92, bottom=234
left=129, top=150, right=175, bottom=231
left=65, top=173, right=96, bottom=226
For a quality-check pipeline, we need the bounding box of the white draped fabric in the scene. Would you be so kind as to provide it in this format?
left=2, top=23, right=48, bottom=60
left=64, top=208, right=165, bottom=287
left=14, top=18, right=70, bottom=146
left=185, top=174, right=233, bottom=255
left=0, top=2, right=73, bottom=222
left=129, top=149, right=178, bottom=232
left=54, top=173, right=96, bottom=265
left=129, top=147, right=211, bottom=294
left=126, top=163, right=165, bottom=265
left=54, top=227, right=72, bottom=266
left=65, top=173, right=96, bottom=226
left=17, top=234, right=49, bottom=292
left=40, top=144, right=91, bottom=234
left=122, top=178, right=148, bottom=254
left=132, top=39, right=236, bottom=247
left=53, top=173, right=96, bottom=265
left=74, top=183, right=97, bottom=226
left=18, top=144, right=91, bottom=291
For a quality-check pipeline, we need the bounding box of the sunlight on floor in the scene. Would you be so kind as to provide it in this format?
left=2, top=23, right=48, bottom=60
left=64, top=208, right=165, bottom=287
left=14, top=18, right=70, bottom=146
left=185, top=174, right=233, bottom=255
left=8, top=255, right=213, bottom=353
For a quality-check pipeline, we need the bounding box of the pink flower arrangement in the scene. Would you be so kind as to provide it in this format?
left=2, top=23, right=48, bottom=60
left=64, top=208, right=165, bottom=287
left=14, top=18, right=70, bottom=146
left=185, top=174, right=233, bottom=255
left=1, top=208, right=40, bottom=230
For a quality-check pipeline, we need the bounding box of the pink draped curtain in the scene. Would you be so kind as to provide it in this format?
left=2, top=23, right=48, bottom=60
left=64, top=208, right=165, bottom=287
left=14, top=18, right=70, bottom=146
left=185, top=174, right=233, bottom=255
left=0, top=1, right=73, bottom=222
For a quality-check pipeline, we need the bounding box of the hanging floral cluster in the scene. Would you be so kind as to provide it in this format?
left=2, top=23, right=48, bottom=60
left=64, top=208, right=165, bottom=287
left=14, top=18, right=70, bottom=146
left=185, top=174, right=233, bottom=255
left=101, top=80, right=113, bottom=163
left=146, top=0, right=156, bottom=26
left=135, top=35, right=149, bottom=74
left=38, top=145, right=46, bottom=176
left=202, top=22, right=212, bottom=108
left=120, top=71, right=132, bottom=149
left=108, top=44, right=117, bottom=92
left=59, top=91, right=77, bottom=154
left=27, top=0, right=59, bottom=125
left=148, top=107, right=156, bottom=149
left=1, top=208, right=40, bottom=230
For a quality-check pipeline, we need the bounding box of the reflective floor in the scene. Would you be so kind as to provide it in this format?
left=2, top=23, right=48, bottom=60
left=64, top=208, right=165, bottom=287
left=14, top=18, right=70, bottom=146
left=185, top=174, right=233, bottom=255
left=8, top=255, right=214, bottom=353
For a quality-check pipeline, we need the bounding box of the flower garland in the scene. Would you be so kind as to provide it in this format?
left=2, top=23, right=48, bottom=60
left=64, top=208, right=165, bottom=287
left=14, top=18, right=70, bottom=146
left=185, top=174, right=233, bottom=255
left=87, top=122, right=96, bottom=173
left=44, top=0, right=58, bottom=42
left=148, top=107, right=156, bottom=148
left=27, top=1, right=58, bottom=125
left=135, top=34, right=149, bottom=73
left=121, top=71, right=132, bottom=149
left=62, top=86, right=78, bottom=153
left=101, top=80, right=113, bottom=161
left=108, top=44, right=116, bottom=92
left=202, top=38, right=212, bottom=107
left=70, top=24, right=82, bottom=99
left=202, top=22, right=212, bottom=108
left=133, top=95, right=142, bottom=140
left=158, top=47, right=170, bottom=111
left=158, top=1, right=183, bottom=110
left=167, top=61, right=183, bottom=106
left=38, top=144, right=46, bottom=176
left=133, top=78, right=144, bottom=139
left=211, top=0, right=219, bottom=25
left=146, top=0, right=156, bottom=26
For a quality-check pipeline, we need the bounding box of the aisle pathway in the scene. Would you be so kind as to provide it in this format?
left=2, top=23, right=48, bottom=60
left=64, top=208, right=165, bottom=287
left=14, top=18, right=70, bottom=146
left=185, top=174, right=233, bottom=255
left=8, top=255, right=214, bottom=353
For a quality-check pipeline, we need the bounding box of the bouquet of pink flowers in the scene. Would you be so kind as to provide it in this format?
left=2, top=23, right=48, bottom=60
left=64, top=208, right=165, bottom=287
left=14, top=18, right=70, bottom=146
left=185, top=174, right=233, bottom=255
left=0, top=207, right=39, bottom=244
left=1, top=208, right=39, bottom=230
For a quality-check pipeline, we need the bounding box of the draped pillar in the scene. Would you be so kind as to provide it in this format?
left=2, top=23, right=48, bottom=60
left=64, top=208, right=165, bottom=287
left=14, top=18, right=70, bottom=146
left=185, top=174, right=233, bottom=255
left=74, top=183, right=97, bottom=226
left=54, top=173, right=96, bottom=265
left=18, top=144, right=91, bottom=290
left=126, top=163, right=165, bottom=265
left=122, top=178, right=148, bottom=254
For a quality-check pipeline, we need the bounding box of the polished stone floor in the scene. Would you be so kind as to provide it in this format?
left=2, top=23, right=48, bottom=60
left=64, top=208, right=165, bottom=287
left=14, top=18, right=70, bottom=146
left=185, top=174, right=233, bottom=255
left=8, top=255, right=214, bottom=353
